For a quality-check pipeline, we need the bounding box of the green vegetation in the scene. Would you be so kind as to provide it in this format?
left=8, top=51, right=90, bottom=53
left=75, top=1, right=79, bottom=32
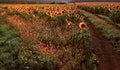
left=109, top=11, right=120, bottom=23
left=0, top=24, right=20, bottom=69
left=98, top=14, right=120, bottom=27
left=83, top=13, right=120, bottom=53
left=78, top=6, right=120, bottom=24
left=97, top=15, right=112, bottom=22
left=0, top=15, right=58, bottom=70
left=8, top=11, right=35, bottom=21
left=54, top=13, right=68, bottom=26
left=78, top=6, right=110, bottom=16
left=37, top=27, right=98, bottom=70
left=33, top=11, right=48, bottom=18
left=36, top=13, right=98, bottom=70
left=0, top=7, right=98, bottom=70
left=69, top=12, right=81, bottom=25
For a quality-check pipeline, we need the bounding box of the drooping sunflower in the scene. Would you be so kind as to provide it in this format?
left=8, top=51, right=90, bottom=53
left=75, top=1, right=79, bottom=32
left=79, top=22, right=86, bottom=29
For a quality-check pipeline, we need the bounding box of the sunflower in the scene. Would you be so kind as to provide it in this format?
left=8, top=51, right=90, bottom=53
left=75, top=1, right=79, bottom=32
left=79, top=22, right=86, bottom=29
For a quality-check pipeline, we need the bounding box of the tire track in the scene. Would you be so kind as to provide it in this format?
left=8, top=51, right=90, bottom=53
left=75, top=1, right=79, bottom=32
left=85, top=19, right=120, bottom=70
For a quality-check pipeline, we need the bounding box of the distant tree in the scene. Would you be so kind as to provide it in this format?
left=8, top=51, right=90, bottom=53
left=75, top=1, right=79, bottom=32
left=51, top=1, right=55, bottom=4
left=17, top=0, right=27, bottom=4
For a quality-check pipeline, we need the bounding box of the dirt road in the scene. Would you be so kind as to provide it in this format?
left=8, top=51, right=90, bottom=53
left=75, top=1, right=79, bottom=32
left=85, top=18, right=120, bottom=70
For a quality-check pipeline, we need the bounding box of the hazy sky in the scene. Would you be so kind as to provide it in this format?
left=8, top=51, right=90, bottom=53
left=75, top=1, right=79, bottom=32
left=0, top=0, right=120, bottom=3
left=28, top=0, right=120, bottom=1
left=0, top=0, right=72, bottom=3
left=27, top=0, right=72, bottom=2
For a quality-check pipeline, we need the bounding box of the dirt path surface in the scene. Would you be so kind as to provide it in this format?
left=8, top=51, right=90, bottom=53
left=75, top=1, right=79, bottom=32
left=85, top=19, right=120, bottom=70
left=80, top=10, right=120, bottom=30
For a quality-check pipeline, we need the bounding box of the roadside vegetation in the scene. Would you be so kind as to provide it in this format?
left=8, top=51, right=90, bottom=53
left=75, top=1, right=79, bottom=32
left=78, top=5, right=120, bottom=27
left=83, top=13, right=120, bottom=53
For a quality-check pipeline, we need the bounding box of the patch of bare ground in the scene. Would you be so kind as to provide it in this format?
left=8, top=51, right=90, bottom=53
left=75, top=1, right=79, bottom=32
left=85, top=19, right=120, bottom=70
left=0, top=12, right=50, bottom=41
left=7, top=15, right=40, bottom=42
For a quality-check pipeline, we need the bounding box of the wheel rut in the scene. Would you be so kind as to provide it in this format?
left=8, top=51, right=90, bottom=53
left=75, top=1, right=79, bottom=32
left=85, top=19, right=120, bottom=70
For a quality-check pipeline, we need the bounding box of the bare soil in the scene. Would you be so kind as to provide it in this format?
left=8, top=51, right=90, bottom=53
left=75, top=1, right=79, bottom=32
left=85, top=17, right=120, bottom=70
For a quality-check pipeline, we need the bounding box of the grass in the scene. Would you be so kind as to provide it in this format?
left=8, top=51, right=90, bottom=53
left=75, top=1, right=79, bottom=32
left=97, top=15, right=112, bottom=22
left=0, top=16, right=21, bottom=69
left=97, top=14, right=120, bottom=28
